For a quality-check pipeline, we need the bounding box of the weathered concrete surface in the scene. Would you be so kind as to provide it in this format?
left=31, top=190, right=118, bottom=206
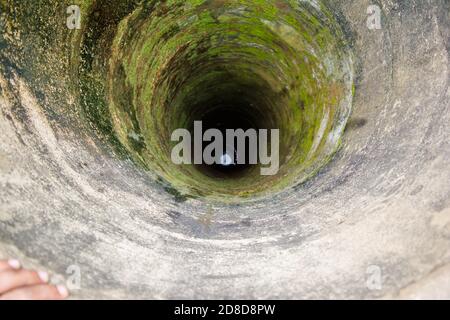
left=0, top=0, right=449, bottom=299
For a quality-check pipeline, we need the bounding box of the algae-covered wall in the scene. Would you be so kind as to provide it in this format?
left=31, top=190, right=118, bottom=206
left=4, top=0, right=355, bottom=201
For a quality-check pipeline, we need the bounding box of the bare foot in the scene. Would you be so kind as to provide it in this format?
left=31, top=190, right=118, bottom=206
left=0, top=259, right=69, bottom=300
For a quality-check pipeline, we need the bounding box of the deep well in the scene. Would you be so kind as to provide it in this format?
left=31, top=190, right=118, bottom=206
left=0, top=0, right=449, bottom=298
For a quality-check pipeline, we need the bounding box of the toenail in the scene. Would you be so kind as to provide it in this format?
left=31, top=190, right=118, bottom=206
left=7, top=259, right=21, bottom=270
left=57, top=285, right=69, bottom=298
left=38, top=271, right=49, bottom=283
